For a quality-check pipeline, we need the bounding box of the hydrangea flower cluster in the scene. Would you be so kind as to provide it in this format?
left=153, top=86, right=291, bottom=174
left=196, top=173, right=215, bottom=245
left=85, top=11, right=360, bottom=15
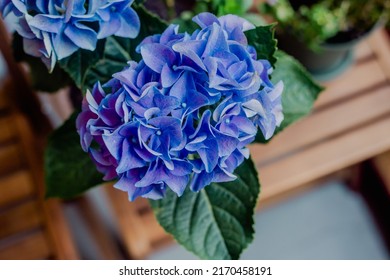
left=77, top=12, right=284, bottom=201
left=0, top=0, right=140, bottom=70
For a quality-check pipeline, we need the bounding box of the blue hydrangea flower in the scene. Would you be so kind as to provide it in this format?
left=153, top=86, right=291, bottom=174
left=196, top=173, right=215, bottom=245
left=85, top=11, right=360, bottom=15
left=1, top=0, right=140, bottom=70
left=0, top=0, right=23, bottom=18
left=77, top=12, right=284, bottom=201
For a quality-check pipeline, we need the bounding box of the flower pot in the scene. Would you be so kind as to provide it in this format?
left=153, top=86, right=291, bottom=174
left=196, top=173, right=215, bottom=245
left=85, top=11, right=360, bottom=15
left=277, top=20, right=383, bottom=81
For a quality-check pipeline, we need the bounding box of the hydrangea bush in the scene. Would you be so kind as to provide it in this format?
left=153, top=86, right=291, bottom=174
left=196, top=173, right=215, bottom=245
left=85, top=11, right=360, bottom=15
left=77, top=13, right=283, bottom=201
left=2, top=0, right=323, bottom=259
left=1, top=0, right=140, bottom=70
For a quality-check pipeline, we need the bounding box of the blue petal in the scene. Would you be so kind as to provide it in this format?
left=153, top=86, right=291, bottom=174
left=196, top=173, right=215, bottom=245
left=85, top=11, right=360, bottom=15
left=192, top=12, right=219, bottom=28
left=116, top=139, right=146, bottom=173
left=53, top=31, right=78, bottom=60
left=203, top=24, right=229, bottom=56
left=114, top=7, right=140, bottom=38
left=97, top=13, right=121, bottom=39
left=172, top=40, right=206, bottom=70
left=27, top=14, right=63, bottom=33
left=161, top=64, right=181, bottom=88
left=102, top=130, right=124, bottom=160
left=213, top=128, right=239, bottom=157
left=190, top=171, right=214, bottom=192
left=64, top=23, right=97, bottom=51
left=140, top=43, right=176, bottom=73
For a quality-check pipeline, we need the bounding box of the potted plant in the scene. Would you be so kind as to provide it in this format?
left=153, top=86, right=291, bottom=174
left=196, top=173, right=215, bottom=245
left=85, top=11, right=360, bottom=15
left=0, top=0, right=323, bottom=259
left=262, top=0, right=390, bottom=80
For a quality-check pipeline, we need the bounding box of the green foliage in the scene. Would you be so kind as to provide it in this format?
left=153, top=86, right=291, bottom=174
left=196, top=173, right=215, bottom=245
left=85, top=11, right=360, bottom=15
left=58, top=40, right=105, bottom=91
left=214, top=0, right=253, bottom=16
left=130, top=4, right=170, bottom=60
left=255, top=50, right=324, bottom=143
left=261, top=0, right=390, bottom=50
left=45, top=113, right=104, bottom=199
left=82, top=36, right=136, bottom=91
left=150, top=158, right=260, bottom=260
left=178, top=0, right=266, bottom=27
left=245, top=24, right=277, bottom=66
left=172, top=11, right=199, bottom=33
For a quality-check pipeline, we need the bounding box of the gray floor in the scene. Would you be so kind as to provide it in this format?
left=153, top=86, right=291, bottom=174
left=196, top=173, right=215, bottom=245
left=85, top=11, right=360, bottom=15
left=150, top=181, right=389, bottom=260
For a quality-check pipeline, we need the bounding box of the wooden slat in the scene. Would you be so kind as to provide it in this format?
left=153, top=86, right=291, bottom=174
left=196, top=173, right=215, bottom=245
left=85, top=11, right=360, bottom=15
left=143, top=212, right=171, bottom=247
left=315, top=59, right=387, bottom=108
left=42, top=199, right=79, bottom=260
left=355, top=40, right=374, bottom=61
left=0, top=170, right=35, bottom=208
left=368, top=29, right=390, bottom=80
left=0, top=201, right=43, bottom=239
left=74, top=196, right=122, bottom=259
left=105, top=185, right=171, bottom=256
left=258, top=115, right=390, bottom=203
left=0, top=144, right=24, bottom=176
left=250, top=84, right=390, bottom=165
left=372, top=150, right=390, bottom=196
left=0, top=230, right=52, bottom=260
left=0, top=116, right=15, bottom=144
left=105, top=185, right=154, bottom=259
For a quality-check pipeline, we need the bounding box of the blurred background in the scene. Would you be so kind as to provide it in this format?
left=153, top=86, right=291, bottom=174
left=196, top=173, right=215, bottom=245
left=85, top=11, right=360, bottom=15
left=0, top=0, right=389, bottom=260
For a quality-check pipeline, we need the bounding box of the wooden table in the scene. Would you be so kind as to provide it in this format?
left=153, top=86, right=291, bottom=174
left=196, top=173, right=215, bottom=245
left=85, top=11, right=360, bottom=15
left=104, top=28, right=390, bottom=259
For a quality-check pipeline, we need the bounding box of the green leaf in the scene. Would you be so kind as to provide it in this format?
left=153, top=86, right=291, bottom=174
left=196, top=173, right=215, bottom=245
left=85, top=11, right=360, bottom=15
left=58, top=40, right=105, bottom=90
left=242, top=13, right=267, bottom=26
left=245, top=24, right=278, bottom=66
left=150, top=158, right=260, bottom=260
left=255, top=50, right=324, bottom=143
left=172, top=11, right=199, bottom=34
left=82, top=36, right=134, bottom=91
left=82, top=4, right=169, bottom=92
left=127, top=4, right=169, bottom=60
left=45, top=113, right=104, bottom=199
left=218, top=0, right=253, bottom=15
left=12, top=33, right=72, bottom=92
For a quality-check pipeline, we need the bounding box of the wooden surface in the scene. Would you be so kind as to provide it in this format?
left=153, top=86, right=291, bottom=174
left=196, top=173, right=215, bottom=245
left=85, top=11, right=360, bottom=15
left=105, top=185, right=171, bottom=259
left=251, top=29, right=390, bottom=205
left=0, top=84, right=78, bottom=260
left=0, top=16, right=78, bottom=259
left=104, top=29, right=390, bottom=259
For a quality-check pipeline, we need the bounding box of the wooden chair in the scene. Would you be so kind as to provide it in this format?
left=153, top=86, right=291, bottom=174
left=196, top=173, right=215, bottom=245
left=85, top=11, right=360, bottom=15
left=0, top=79, right=78, bottom=259
left=0, top=18, right=78, bottom=259
left=104, top=28, right=390, bottom=259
